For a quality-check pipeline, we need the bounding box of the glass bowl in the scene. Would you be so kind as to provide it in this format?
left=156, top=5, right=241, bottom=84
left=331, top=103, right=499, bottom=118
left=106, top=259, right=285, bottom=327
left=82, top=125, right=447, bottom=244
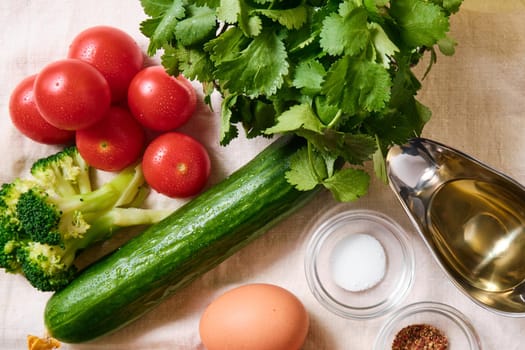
left=304, top=209, right=415, bottom=319
left=374, top=301, right=482, bottom=349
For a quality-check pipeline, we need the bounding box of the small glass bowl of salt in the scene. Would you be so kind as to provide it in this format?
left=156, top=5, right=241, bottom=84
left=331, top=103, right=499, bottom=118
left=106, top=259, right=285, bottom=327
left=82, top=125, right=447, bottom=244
left=304, top=209, right=415, bottom=319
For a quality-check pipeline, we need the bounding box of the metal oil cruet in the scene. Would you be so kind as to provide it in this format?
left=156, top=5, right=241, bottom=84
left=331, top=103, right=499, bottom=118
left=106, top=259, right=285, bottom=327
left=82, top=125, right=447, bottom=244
left=386, top=138, right=525, bottom=316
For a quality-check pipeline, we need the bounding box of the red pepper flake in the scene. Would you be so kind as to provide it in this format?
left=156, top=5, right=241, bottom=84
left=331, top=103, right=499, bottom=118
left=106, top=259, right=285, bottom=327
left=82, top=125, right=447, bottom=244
left=392, top=324, right=449, bottom=350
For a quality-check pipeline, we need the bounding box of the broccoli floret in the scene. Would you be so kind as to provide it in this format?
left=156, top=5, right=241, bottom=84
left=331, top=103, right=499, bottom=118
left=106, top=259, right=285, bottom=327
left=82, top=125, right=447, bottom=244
left=18, top=241, right=77, bottom=292
left=17, top=205, right=172, bottom=292
left=30, top=146, right=91, bottom=196
left=0, top=227, right=22, bottom=272
left=0, top=179, right=35, bottom=221
left=16, top=166, right=140, bottom=245
left=0, top=147, right=172, bottom=292
left=0, top=179, right=34, bottom=271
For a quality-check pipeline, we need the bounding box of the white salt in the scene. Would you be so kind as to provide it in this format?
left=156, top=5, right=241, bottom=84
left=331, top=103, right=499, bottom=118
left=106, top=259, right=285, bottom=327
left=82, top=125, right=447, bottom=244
left=330, top=233, right=386, bottom=292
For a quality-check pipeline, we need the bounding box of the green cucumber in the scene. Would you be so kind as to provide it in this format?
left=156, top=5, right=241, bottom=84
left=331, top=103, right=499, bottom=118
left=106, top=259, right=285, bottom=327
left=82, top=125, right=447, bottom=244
left=44, top=136, right=320, bottom=343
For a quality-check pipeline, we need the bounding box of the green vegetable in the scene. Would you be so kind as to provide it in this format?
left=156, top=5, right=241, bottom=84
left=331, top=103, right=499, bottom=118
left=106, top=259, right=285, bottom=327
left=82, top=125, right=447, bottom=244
left=0, top=147, right=171, bottom=292
left=139, top=0, right=463, bottom=201
left=44, top=136, right=319, bottom=343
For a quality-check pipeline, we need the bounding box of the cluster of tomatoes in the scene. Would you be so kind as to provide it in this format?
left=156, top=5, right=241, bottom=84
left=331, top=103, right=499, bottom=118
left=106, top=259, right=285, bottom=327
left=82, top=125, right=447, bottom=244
left=8, top=26, right=211, bottom=198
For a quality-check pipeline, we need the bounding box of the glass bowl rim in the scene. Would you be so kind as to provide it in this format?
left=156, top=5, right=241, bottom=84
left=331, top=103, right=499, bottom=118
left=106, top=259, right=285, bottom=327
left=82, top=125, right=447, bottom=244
left=374, top=301, right=482, bottom=349
left=304, top=209, right=415, bottom=320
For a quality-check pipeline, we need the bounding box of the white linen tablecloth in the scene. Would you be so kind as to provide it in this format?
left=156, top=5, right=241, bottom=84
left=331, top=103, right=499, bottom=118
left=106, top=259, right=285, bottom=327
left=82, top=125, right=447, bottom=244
left=1, top=1, right=525, bottom=349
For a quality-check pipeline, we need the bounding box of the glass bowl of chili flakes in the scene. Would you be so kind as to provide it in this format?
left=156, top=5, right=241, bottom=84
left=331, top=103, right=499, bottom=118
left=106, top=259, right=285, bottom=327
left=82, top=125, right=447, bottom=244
left=374, top=301, right=481, bottom=349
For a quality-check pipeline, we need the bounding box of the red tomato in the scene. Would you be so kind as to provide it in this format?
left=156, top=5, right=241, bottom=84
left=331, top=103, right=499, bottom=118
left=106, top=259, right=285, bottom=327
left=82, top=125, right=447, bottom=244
left=127, top=66, right=197, bottom=132
left=8, top=74, right=75, bottom=145
left=76, top=106, right=146, bottom=172
left=33, top=59, right=111, bottom=130
left=142, top=132, right=211, bottom=198
left=68, top=26, right=144, bottom=102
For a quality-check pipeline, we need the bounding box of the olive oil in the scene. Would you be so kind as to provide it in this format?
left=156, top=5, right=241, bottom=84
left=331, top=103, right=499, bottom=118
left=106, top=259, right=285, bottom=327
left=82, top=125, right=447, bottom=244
left=427, top=179, right=525, bottom=292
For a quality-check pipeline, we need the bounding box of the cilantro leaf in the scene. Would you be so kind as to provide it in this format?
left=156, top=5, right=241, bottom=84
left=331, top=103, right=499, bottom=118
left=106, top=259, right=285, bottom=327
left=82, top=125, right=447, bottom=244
left=437, top=35, right=457, bottom=56
left=286, top=147, right=324, bottom=191
left=252, top=0, right=288, bottom=4
left=364, top=0, right=389, bottom=12
left=219, top=94, right=239, bottom=145
left=287, top=138, right=372, bottom=202
left=239, top=14, right=262, bottom=37
left=220, top=0, right=263, bottom=37
left=256, top=6, right=308, bottom=30
left=286, top=144, right=339, bottom=192
left=369, top=59, right=431, bottom=144
left=431, top=0, right=463, bottom=13
left=389, top=56, right=422, bottom=105
left=322, top=56, right=392, bottom=115
left=264, top=103, right=324, bottom=135
left=292, top=59, right=326, bottom=94
left=205, top=26, right=249, bottom=63
left=243, top=99, right=277, bottom=139
left=443, top=0, right=463, bottom=13
left=213, top=30, right=289, bottom=98
left=140, top=1, right=186, bottom=55
left=298, top=129, right=377, bottom=165
left=172, top=45, right=215, bottom=82
left=319, top=7, right=370, bottom=56
left=217, top=0, right=241, bottom=24
left=368, top=96, right=432, bottom=147
left=159, top=45, right=181, bottom=76
left=313, top=96, right=340, bottom=126
left=368, top=22, right=399, bottom=67
left=140, top=0, right=175, bottom=17
left=338, top=133, right=378, bottom=163
left=221, top=94, right=277, bottom=142
left=194, top=0, right=220, bottom=6
left=140, top=17, right=162, bottom=51
left=389, top=0, right=449, bottom=48
left=174, top=5, right=217, bottom=46
left=323, top=167, right=370, bottom=202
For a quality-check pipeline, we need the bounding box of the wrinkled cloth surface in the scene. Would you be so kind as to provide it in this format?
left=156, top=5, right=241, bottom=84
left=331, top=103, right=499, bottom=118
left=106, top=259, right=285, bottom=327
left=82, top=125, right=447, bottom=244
left=1, top=1, right=525, bottom=349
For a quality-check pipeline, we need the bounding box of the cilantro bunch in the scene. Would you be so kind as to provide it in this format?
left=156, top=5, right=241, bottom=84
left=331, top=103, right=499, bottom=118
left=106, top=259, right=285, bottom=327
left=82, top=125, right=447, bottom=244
left=140, top=0, right=463, bottom=201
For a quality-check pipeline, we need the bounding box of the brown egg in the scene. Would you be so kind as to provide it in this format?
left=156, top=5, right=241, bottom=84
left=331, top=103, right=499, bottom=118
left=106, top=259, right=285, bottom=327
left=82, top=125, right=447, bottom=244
left=199, top=283, right=309, bottom=350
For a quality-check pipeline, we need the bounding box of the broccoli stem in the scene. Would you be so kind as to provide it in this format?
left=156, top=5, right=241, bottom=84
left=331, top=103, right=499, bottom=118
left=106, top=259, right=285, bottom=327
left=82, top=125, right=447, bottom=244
left=62, top=207, right=172, bottom=254
left=52, top=166, right=139, bottom=215
left=71, top=150, right=92, bottom=194
left=86, top=208, right=172, bottom=243
left=114, top=164, right=146, bottom=207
